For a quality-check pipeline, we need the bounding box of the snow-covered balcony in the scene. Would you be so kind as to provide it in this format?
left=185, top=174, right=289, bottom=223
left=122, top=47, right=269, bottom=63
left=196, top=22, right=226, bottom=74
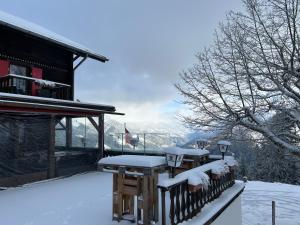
left=0, top=168, right=244, bottom=225
left=0, top=73, right=71, bottom=100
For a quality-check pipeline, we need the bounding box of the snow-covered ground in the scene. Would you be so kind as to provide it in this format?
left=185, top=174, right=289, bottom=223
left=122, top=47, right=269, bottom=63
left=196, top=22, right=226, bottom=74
left=0, top=172, right=117, bottom=225
left=242, top=181, right=300, bottom=225
left=0, top=172, right=299, bottom=225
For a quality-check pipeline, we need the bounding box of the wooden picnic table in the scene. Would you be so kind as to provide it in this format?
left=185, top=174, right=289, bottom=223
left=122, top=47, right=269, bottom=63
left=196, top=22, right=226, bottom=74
left=98, top=155, right=166, bottom=225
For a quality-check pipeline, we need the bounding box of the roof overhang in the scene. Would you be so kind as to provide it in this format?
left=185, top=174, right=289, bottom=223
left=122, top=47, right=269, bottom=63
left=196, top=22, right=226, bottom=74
left=0, top=10, right=108, bottom=63
left=0, top=94, right=124, bottom=117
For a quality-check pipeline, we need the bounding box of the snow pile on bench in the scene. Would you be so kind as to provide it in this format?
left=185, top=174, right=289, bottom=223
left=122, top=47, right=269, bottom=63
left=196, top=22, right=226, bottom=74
left=158, top=160, right=229, bottom=188
left=177, top=169, right=210, bottom=188
left=211, top=163, right=229, bottom=175
left=164, top=146, right=209, bottom=156
left=224, top=156, right=238, bottom=167
left=98, top=155, right=166, bottom=168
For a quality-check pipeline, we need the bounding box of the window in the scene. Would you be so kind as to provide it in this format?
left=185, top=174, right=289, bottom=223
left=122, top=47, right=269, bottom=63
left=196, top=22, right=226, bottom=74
left=10, top=64, right=26, bottom=76
left=9, top=64, right=27, bottom=94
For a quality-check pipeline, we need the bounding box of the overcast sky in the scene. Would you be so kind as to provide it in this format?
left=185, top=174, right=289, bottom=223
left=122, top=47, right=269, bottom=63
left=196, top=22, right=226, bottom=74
left=0, top=0, right=243, bottom=126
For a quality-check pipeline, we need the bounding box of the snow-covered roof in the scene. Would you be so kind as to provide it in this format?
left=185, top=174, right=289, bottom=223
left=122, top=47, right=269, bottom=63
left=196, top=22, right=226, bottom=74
left=164, top=147, right=209, bottom=156
left=98, top=155, right=166, bottom=168
left=0, top=10, right=108, bottom=62
left=0, top=92, right=116, bottom=112
left=0, top=92, right=125, bottom=116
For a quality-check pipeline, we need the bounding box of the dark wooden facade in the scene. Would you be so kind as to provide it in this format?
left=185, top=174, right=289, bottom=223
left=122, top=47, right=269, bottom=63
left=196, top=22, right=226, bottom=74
left=0, top=24, right=74, bottom=100
left=0, top=25, right=73, bottom=81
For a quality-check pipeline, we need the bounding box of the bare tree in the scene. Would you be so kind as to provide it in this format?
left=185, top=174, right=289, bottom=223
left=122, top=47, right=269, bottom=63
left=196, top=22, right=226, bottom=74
left=176, top=0, right=300, bottom=153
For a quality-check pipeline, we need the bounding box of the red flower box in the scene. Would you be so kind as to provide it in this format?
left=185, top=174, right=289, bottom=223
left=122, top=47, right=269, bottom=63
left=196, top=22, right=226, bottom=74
left=211, top=173, right=221, bottom=180
left=229, top=165, right=236, bottom=171
left=188, top=184, right=203, bottom=192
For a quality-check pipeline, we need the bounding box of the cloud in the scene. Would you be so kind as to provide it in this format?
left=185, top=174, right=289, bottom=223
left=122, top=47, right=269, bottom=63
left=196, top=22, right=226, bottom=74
left=111, top=102, right=171, bottom=123
left=71, top=0, right=243, bottom=110
left=0, top=0, right=243, bottom=126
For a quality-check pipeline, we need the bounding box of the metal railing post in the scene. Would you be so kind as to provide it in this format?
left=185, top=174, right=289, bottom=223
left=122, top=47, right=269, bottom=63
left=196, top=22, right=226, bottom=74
left=272, top=201, right=275, bottom=225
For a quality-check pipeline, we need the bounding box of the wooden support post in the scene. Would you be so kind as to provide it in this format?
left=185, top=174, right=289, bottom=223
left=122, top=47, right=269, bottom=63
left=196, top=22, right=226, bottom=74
left=153, top=173, right=159, bottom=222
left=117, top=174, right=123, bottom=222
left=149, top=176, right=154, bottom=222
left=66, top=117, right=72, bottom=148
left=87, top=116, right=100, bottom=133
left=143, top=175, right=149, bottom=225
left=98, top=114, right=104, bottom=160
left=161, top=189, right=166, bottom=225
left=58, top=121, right=66, bottom=130
left=112, top=174, right=118, bottom=221
left=137, top=176, right=142, bottom=224
left=48, top=116, right=56, bottom=179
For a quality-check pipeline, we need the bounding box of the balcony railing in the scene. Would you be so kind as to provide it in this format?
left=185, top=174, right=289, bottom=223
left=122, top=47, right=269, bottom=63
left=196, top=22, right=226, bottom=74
left=0, top=74, right=71, bottom=100
left=158, top=162, right=235, bottom=225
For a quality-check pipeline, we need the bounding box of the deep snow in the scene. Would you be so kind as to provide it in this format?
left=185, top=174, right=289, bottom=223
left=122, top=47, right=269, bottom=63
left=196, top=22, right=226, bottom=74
left=242, top=181, right=300, bottom=225
left=0, top=172, right=299, bottom=225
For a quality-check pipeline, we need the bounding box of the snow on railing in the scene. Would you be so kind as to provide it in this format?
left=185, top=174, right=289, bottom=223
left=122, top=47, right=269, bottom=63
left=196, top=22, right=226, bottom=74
left=157, top=160, right=236, bottom=225
left=0, top=74, right=71, bottom=100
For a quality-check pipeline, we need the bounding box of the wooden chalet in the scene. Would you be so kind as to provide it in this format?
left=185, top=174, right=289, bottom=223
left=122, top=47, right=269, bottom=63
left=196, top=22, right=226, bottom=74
left=0, top=11, right=123, bottom=187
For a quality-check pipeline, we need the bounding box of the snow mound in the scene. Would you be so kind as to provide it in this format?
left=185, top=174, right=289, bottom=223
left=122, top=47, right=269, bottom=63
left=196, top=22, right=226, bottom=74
left=224, top=156, right=238, bottom=167
left=158, top=160, right=229, bottom=188
left=98, top=155, right=166, bottom=168
left=177, top=168, right=210, bottom=187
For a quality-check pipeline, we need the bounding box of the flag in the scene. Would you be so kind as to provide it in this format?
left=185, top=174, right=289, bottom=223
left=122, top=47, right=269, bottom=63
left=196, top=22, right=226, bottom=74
left=125, top=128, right=132, bottom=144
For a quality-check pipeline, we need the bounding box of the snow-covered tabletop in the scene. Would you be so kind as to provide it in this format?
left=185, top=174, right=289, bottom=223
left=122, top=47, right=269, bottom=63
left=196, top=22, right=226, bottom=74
left=164, top=147, right=209, bottom=156
left=98, top=155, right=166, bottom=168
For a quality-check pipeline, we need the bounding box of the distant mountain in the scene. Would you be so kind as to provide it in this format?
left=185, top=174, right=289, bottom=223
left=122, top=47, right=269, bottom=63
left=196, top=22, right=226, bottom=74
left=105, top=118, right=187, bottom=137
left=56, top=118, right=188, bottom=151
left=104, top=119, right=187, bottom=150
